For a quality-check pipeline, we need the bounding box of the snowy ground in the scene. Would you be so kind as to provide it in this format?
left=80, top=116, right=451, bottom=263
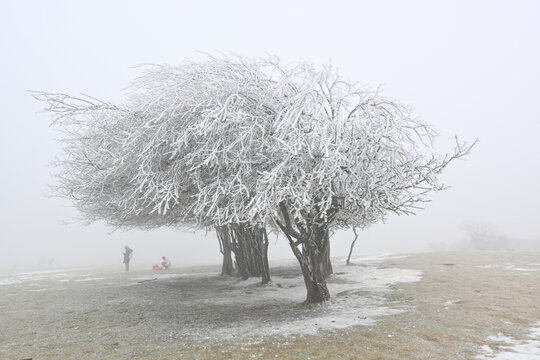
left=0, top=254, right=420, bottom=341
left=1, top=251, right=539, bottom=359
left=476, top=323, right=540, bottom=360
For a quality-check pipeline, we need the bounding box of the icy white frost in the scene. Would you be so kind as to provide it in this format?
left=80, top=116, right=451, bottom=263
left=33, top=55, right=475, bottom=302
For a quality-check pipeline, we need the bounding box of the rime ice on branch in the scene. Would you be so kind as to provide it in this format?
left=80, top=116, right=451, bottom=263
left=34, top=55, right=475, bottom=303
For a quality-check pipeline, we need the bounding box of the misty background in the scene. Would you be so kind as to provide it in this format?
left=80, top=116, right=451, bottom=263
left=1, top=0, right=539, bottom=271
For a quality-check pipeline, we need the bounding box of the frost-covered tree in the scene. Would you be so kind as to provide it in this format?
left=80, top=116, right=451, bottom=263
left=33, top=93, right=271, bottom=282
left=33, top=59, right=274, bottom=283
left=212, top=59, right=475, bottom=303
left=461, top=221, right=508, bottom=250
left=35, top=55, right=475, bottom=303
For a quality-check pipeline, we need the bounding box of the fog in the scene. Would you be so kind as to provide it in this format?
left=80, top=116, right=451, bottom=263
left=1, top=0, right=539, bottom=271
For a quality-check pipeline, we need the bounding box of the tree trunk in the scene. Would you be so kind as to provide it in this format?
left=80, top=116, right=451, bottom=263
left=260, top=228, right=271, bottom=284
left=216, top=225, right=235, bottom=276
left=277, top=202, right=331, bottom=303
left=346, top=226, right=359, bottom=265
left=222, top=242, right=234, bottom=275
left=321, top=230, right=333, bottom=278
left=300, top=225, right=331, bottom=302
left=230, top=224, right=250, bottom=280
left=216, top=223, right=271, bottom=283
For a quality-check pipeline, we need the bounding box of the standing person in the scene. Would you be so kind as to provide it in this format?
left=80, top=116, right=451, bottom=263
left=161, top=256, right=171, bottom=269
left=123, top=246, right=133, bottom=271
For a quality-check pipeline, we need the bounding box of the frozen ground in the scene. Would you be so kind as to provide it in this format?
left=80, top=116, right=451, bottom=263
left=476, top=323, right=540, bottom=359
left=0, top=254, right=419, bottom=342
left=1, top=251, right=539, bottom=359
left=474, top=267, right=540, bottom=360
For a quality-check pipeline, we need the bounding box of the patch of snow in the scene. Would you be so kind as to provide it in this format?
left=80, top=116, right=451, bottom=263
left=481, top=345, right=494, bottom=355
left=0, top=278, right=22, bottom=286
left=200, top=258, right=422, bottom=338
left=476, top=322, right=540, bottom=359
left=531, top=327, right=540, bottom=339
left=74, top=277, right=106, bottom=282
left=507, top=266, right=536, bottom=272
left=347, top=253, right=407, bottom=265
left=0, top=268, right=94, bottom=285
left=477, top=264, right=537, bottom=272
left=487, top=333, right=516, bottom=344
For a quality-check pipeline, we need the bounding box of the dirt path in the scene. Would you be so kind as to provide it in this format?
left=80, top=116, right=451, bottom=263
left=1, top=251, right=538, bottom=359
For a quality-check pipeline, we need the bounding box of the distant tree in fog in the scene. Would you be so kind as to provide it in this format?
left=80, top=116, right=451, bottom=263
left=462, top=221, right=509, bottom=250
left=34, top=54, right=476, bottom=303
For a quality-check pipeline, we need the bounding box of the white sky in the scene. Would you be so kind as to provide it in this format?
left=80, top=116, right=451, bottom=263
left=0, top=0, right=539, bottom=271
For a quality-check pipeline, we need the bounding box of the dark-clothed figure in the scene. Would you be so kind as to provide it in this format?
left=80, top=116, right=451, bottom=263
left=123, top=246, right=133, bottom=271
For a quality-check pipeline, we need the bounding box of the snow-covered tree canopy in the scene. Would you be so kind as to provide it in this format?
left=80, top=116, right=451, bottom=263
left=34, top=55, right=475, bottom=231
